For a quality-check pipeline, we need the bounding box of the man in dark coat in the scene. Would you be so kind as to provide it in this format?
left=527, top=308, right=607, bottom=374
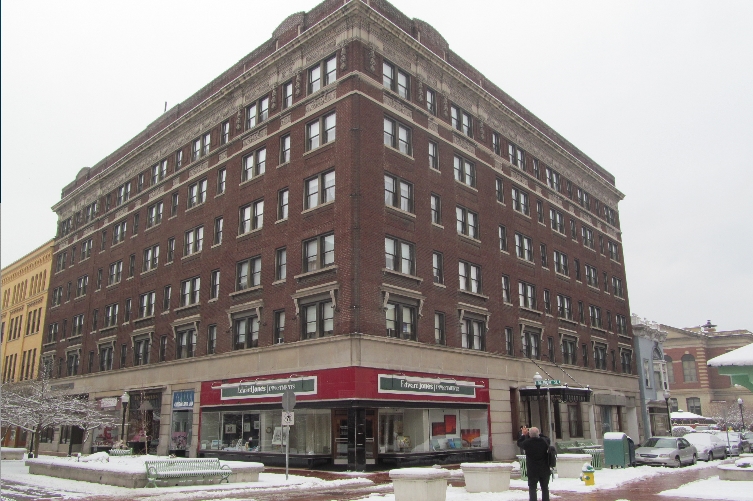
left=517, top=426, right=551, bottom=501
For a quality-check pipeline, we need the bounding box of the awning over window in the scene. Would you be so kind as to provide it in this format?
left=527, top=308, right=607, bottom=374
left=519, top=386, right=591, bottom=403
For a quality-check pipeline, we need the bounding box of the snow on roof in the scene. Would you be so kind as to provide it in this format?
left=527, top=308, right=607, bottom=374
left=671, top=411, right=706, bottom=419
left=707, top=342, right=753, bottom=367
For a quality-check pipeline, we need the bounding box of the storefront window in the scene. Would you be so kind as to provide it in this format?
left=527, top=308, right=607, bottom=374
left=378, top=408, right=488, bottom=453
left=171, top=410, right=193, bottom=451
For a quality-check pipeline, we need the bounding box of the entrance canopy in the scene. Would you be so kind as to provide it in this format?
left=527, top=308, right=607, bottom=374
left=519, top=386, right=592, bottom=403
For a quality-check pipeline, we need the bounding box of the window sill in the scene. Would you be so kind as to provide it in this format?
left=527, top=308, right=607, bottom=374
left=520, top=306, right=542, bottom=315
left=496, top=200, right=506, bottom=207
left=382, top=268, right=423, bottom=283
left=516, top=257, right=535, bottom=267
left=458, top=289, right=489, bottom=300
left=229, top=285, right=262, bottom=298
left=431, top=222, right=443, bottom=229
left=211, top=242, right=222, bottom=249
left=500, top=249, right=510, bottom=256
left=302, top=199, right=335, bottom=216
left=433, top=282, right=446, bottom=288
left=614, top=295, right=625, bottom=301
left=185, top=202, right=206, bottom=214
left=303, top=140, right=335, bottom=158
left=430, top=166, right=441, bottom=174
left=275, top=218, right=288, bottom=225
left=134, top=315, right=155, bottom=322
left=215, top=192, right=225, bottom=199
left=141, top=268, right=157, bottom=277
left=100, top=326, right=117, bottom=335
left=182, top=252, right=202, bottom=262
left=272, top=279, right=286, bottom=286
left=111, top=241, right=125, bottom=249
left=554, top=271, right=570, bottom=280
left=384, top=143, right=414, bottom=160
left=586, top=284, right=600, bottom=292
left=208, top=298, right=218, bottom=303
left=239, top=174, right=264, bottom=188
left=385, top=204, right=415, bottom=219
left=278, top=161, right=290, bottom=169
left=165, top=261, right=173, bottom=267
left=237, top=228, right=262, bottom=240
left=294, top=265, right=338, bottom=281
left=584, top=245, right=597, bottom=253
left=513, top=210, right=531, bottom=220
left=454, top=180, right=478, bottom=192
left=144, top=223, right=162, bottom=233
left=106, top=282, right=121, bottom=290
left=175, top=304, right=200, bottom=313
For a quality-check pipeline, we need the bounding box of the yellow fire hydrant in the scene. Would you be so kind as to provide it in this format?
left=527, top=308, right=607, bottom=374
left=580, top=463, right=595, bottom=486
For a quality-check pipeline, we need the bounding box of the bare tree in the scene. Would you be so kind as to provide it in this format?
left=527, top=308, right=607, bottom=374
left=708, top=401, right=753, bottom=431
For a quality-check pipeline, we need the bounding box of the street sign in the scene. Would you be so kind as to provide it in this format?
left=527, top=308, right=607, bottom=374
left=282, top=389, right=296, bottom=412
left=535, top=379, right=561, bottom=386
left=282, top=411, right=294, bottom=426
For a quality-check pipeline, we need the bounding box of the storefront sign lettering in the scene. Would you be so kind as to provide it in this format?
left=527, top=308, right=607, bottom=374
left=378, top=375, right=477, bottom=397
left=173, top=390, right=195, bottom=409
left=219, top=377, right=317, bottom=400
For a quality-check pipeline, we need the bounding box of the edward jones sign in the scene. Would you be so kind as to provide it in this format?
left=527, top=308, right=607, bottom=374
left=378, top=374, right=477, bottom=398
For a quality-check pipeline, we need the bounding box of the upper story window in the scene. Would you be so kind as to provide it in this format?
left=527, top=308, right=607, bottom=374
left=58, top=217, right=72, bottom=237
left=533, top=159, right=541, bottom=180
left=112, top=220, right=127, bottom=245
left=147, top=201, right=163, bottom=228
left=386, top=302, right=416, bottom=340
left=426, top=87, right=436, bottom=114
left=280, top=135, right=291, bottom=164
left=234, top=313, right=259, bottom=349
left=76, top=276, right=88, bottom=297
left=557, top=294, right=573, bottom=320
left=550, top=208, right=565, bottom=234
left=104, top=304, right=118, bottom=328
left=582, top=226, right=595, bottom=248
left=236, top=256, right=261, bottom=291
left=306, top=111, right=336, bottom=150
left=175, top=150, right=184, bottom=170
left=458, top=261, right=481, bottom=294
left=453, top=154, right=475, bottom=187
left=450, top=105, right=472, bottom=137
left=184, top=226, right=204, bottom=256
left=616, top=314, right=628, bottom=335
left=612, top=276, right=624, bottom=297
left=83, top=201, right=98, bottom=223
left=138, top=291, right=155, bottom=318
left=108, top=260, right=123, bottom=286
left=577, top=188, right=591, bottom=210
left=143, top=244, right=159, bottom=272
left=303, top=233, right=335, bottom=272
left=562, top=337, right=577, bottom=364
left=605, top=206, right=617, bottom=226
left=585, top=264, right=598, bottom=287
left=512, top=186, right=529, bottom=215
left=246, top=96, right=269, bottom=129
left=187, top=179, right=207, bottom=208
left=545, top=167, right=561, bottom=192
left=589, top=305, right=603, bottom=328
left=302, top=299, right=334, bottom=339
left=430, top=194, right=441, bottom=224
left=554, top=250, right=569, bottom=275
left=461, top=317, right=485, bottom=350
left=277, top=189, right=289, bottom=220
left=432, top=251, right=443, bottom=284
left=608, top=241, right=621, bottom=261
left=242, top=147, right=266, bottom=181
left=456, top=206, right=479, bottom=240
left=180, top=276, right=201, bottom=306
left=383, top=61, right=409, bottom=99
left=282, top=81, right=293, bottom=108
left=217, top=168, right=226, bottom=195
left=305, top=170, right=336, bottom=209
left=385, top=237, right=415, bottom=275
left=522, top=329, right=541, bottom=359
left=621, top=350, right=633, bottom=374
left=151, top=160, right=167, bottom=185
left=518, top=281, right=536, bottom=310
left=309, top=55, right=336, bottom=94
left=492, top=132, right=501, bottom=156
left=220, top=121, right=230, bottom=145
left=515, top=233, right=533, bottom=262
left=134, top=336, right=150, bottom=366
left=116, top=182, right=131, bottom=207
left=508, top=143, right=525, bottom=170
left=239, top=200, right=264, bottom=234
left=383, top=117, right=412, bottom=155
left=275, top=248, right=287, bottom=281
left=192, top=133, right=211, bottom=161
left=428, top=141, right=439, bottom=170
left=384, top=174, right=413, bottom=213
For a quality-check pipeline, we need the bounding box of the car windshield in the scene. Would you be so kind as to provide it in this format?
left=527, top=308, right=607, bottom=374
left=685, top=434, right=710, bottom=444
left=641, top=438, right=676, bottom=448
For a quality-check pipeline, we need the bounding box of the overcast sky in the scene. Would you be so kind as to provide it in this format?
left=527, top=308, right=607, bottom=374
left=2, top=0, right=751, bottom=331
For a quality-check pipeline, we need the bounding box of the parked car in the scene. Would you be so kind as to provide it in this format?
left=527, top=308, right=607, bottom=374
left=635, top=436, right=697, bottom=467
left=713, top=431, right=750, bottom=456
left=683, top=433, right=727, bottom=461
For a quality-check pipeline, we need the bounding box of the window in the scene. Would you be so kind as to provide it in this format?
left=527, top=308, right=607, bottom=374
left=553, top=250, right=569, bottom=275
left=458, top=261, right=481, bottom=293
left=385, top=302, right=416, bottom=340
left=383, top=117, right=412, bottom=154
left=134, top=337, right=150, bottom=366
left=428, top=312, right=444, bottom=345
left=612, top=277, right=624, bottom=297
left=384, top=174, right=413, bottom=213
left=236, top=256, right=261, bottom=290
left=686, top=397, right=701, bottom=415
left=99, top=345, right=113, bottom=371
left=589, top=305, right=602, bottom=328
left=492, top=132, right=501, bottom=156
left=570, top=219, right=577, bottom=240
left=599, top=235, right=605, bottom=255
left=147, top=201, right=163, bottom=227
left=242, top=147, right=266, bottom=181
left=537, top=200, right=544, bottom=223
left=96, top=268, right=102, bottom=290
left=384, top=237, right=415, bottom=275
left=213, top=217, right=223, bottom=245
left=582, top=226, right=595, bottom=248
left=66, top=352, right=79, bottom=376
left=382, top=61, right=409, bottom=99
left=505, top=327, right=514, bottom=355
left=302, top=299, right=334, bottom=339
left=543, top=290, right=551, bottom=314
left=76, top=276, right=88, bottom=297
left=47, top=323, right=58, bottom=343
left=108, top=261, right=123, bottom=285
left=120, top=344, right=127, bottom=368
left=557, top=294, right=573, bottom=320
left=81, top=239, right=92, bottom=260
left=167, top=237, right=175, bottom=263
left=55, top=252, right=66, bottom=272
left=207, top=325, right=217, bottom=354
left=181, top=277, right=200, bottom=306
left=128, top=254, right=137, bottom=278
left=545, top=167, right=561, bottom=192
left=461, top=317, right=485, bottom=350
left=621, top=350, right=632, bottom=374
left=217, top=167, right=226, bottom=194
left=309, top=55, right=336, bottom=93
left=605, top=206, right=617, bottom=226
left=522, top=329, right=540, bottom=359
left=170, top=192, right=179, bottom=217
left=278, top=188, right=289, bottom=220
left=246, top=96, right=269, bottom=129
left=176, top=329, right=196, bottom=359
left=518, top=281, right=536, bottom=309
left=163, top=286, right=171, bottom=311
left=562, top=337, right=577, bottom=365
left=425, top=87, right=436, bottom=114
left=305, top=170, right=336, bottom=209
left=187, top=179, right=207, bottom=208
left=568, top=405, right=583, bottom=437
left=432, top=252, right=443, bottom=284
left=574, top=259, right=581, bottom=281
left=550, top=208, right=565, bottom=234
left=450, top=105, right=472, bottom=137
left=508, top=143, right=525, bottom=170
left=116, top=182, right=131, bottom=206
left=280, top=134, right=291, bottom=163
left=577, top=188, right=590, bottom=210
left=514, top=233, right=533, bottom=262
left=282, top=81, right=293, bottom=108
left=83, top=201, right=98, bottom=222
left=139, top=291, right=156, bottom=318
left=210, top=270, right=220, bottom=299
left=540, top=243, right=548, bottom=267
left=495, top=178, right=504, bottom=203
left=274, top=311, right=286, bottom=344
left=616, top=314, right=627, bottom=335
left=608, top=241, right=620, bottom=261
left=184, top=226, right=204, bottom=255
left=175, top=149, right=183, bottom=170
left=428, top=141, right=439, bottom=170
left=159, top=335, right=167, bottom=362
left=512, top=187, right=529, bottom=215
left=582, top=344, right=589, bottom=367
left=306, top=111, right=336, bottom=150
left=501, top=275, right=511, bottom=303
left=132, top=214, right=139, bottom=235
left=104, top=304, right=118, bottom=328
left=453, top=154, right=476, bottom=187
left=497, top=225, right=508, bottom=252
left=681, top=354, right=698, bottom=382
left=238, top=200, right=264, bottom=234
left=192, top=133, right=211, bottom=160
left=456, top=206, right=479, bottom=239
left=430, top=194, right=441, bottom=224
left=72, top=314, right=84, bottom=336
left=303, top=233, right=335, bottom=272
left=139, top=171, right=146, bottom=192
left=276, top=248, right=287, bottom=281
left=585, top=264, right=598, bottom=287
left=142, top=244, right=159, bottom=272
left=151, top=159, right=167, bottom=185
left=112, top=220, right=127, bottom=245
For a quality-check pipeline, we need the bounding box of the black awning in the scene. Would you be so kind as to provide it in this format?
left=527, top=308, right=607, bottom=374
left=519, top=386, right=591, bottom=403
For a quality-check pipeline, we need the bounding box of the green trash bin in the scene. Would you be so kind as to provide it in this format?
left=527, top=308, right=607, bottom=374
left=517, top=454, right=528, bottom=480
left=603, top=432, right=630, bottom=468
left=583, top=447, right=604, bottom=470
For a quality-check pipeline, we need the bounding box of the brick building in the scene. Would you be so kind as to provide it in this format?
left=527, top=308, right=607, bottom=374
left=42, top=0, right=638, bottom=467
left=1, top=239, right=55, bottom=447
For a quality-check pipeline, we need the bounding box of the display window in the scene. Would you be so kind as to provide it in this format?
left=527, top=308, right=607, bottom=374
left=378, top=407, right=488, bottom=453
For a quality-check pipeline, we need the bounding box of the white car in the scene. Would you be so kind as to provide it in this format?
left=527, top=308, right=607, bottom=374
left=635, top=436, right=698, bottom=467
left=684, top=433, right=727, bottom=461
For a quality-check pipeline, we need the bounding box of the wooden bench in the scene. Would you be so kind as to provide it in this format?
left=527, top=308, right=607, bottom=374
left=107, top=448, right=133, bottom=457
left=144, top=458, right=232, bottom=488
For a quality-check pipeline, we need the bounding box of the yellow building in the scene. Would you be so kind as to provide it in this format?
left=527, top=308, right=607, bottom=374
left=1, top=239, right=54, bottom=447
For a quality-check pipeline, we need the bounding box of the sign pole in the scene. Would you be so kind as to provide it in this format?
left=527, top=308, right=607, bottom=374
left=285, top=425, right=289, bottom=480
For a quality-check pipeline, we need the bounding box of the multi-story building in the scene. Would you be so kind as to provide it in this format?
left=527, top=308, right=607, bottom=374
left=42, top=0, right=637, bottom=467
left=1, top=239, right=55, bottom=447
left=631, top=315, right=670, bottom=440
left=663, top=320, right=753, bottom=421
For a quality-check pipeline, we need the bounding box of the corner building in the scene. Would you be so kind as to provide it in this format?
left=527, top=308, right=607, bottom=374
left=43, top=0, right=638, bottom=467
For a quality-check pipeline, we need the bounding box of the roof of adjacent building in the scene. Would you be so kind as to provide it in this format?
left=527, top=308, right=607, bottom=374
left=707, top=343, right=753, bottom=367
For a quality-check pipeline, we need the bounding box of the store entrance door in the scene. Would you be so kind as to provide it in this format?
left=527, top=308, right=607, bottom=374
left=364, top=409, right=376, bottom=464
left=333, top=409, right=348, bottom=465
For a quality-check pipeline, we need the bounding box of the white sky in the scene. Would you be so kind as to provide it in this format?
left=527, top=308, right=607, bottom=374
left=2, top=0, right=751, bottom=331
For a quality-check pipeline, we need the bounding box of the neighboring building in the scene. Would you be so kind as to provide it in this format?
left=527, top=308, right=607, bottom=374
left=663, top=320, right=753, bottom=421
left=631, top=315, right=670, bottom=440
left=41, top=0, right=637, bottom=468
left=1, top=239, right=55, bottom=447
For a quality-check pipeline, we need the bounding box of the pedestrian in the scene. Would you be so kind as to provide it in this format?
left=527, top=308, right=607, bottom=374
left=517, top=425, right=551, bottom=501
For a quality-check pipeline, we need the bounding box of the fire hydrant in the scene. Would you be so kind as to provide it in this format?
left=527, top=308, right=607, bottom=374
left=580, top=463, right=595, bottom=486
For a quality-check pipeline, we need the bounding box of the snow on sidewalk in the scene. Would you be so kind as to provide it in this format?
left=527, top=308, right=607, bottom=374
left=659, top=475, right=753, bottom=500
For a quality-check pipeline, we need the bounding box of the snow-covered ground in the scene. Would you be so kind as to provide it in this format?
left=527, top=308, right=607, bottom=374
left=659, top=475, right=753, bottom=501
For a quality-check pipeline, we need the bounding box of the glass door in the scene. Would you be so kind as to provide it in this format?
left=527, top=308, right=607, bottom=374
left=333, top=409, right=348, bottom=464
left=364, top=409, right=376, bottom=464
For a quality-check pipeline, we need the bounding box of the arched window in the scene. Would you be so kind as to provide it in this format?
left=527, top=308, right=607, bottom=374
left=664, top=355, right=674, bottom=383
left=681, top=354, right=698, bottom=382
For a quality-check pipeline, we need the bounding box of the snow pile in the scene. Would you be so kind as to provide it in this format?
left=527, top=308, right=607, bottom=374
left=735, top=457, right=753, bottom=468
left=79, top=452, right=109, bottom=463
left=659, top=475, right=753, bottom=500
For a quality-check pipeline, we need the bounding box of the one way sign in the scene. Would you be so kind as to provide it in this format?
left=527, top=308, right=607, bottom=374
left=282, top=411, right=295, bottom=426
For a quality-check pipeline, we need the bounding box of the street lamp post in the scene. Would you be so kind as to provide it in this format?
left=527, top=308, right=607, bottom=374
left=120, top=391, right=130, bottom=442
left=663, top=390, right=672, bottom=435
left=739, top=398, right=746, bottom=432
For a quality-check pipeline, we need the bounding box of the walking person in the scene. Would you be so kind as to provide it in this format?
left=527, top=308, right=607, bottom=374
left=517, top=426, right=551, bottom=501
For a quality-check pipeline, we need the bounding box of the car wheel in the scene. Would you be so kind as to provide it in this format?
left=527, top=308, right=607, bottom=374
left=709, top=451, right=714, bottom=461
left=674, top=456, right=682, bottom=468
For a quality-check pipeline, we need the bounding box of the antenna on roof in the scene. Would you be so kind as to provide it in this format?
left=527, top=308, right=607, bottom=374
left=164, top=101, right=167, bottom=113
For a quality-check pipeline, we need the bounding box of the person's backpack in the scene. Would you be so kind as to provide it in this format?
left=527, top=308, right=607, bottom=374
left=548, top=444, right=558, bottom=468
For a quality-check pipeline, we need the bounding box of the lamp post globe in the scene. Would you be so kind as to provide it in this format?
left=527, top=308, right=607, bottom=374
left=533, top=372, right=543, bottom=386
